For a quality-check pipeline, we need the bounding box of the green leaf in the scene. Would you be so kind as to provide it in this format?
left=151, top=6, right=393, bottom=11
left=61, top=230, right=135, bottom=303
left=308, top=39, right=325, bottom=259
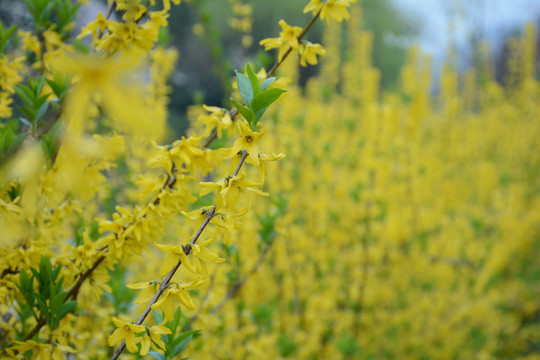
left=251, top=88, right=286, bottom=114
left=261, top=77, right=276, bottom=91
left=172, top=330, right=201, bottom=356
left=230, top=98, right=252, bottom=123
left=0, top=24, right=18, bottom=53
left=17, top=106, right=35, bottom=123
left=148, top=352, right=167, bottom=360
left=18, top=117, right=32, bottom=127
left=35, top=76, right=46, bottom=97
left=46, top=76, right=70, bottom=99
left=18, top=269, right=33, bottom=296
left=56, top=300, right=76, bottom=322
left=14, top=85, right=34, bottom=107
left=246, top=64, right=261, bottom=96
left=34, top=293, right=48, bottom=316
left=35, top=101, right=49, bottom=122
left=38, top=1, right=56, bottom=27
left=235, top=71, right=253, bottom=107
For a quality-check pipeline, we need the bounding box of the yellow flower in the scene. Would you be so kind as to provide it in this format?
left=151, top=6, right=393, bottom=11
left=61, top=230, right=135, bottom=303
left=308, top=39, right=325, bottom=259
left=126, top=281, right=160, bottom=305
left=299, top=41, right=327, bottom=66
left=259, top=20, right=302, bottom=61
left=303, top=0, right=322, bottom=14
left=49, top=53, right=158, bottom=138
left=18, top=30, right=42, bottom=58
left=259, top=36, right=284, bottom=58
left=154, top=243, right=188, bottom=276
left=149, top=323, right=172, bottom=352
left=198, top=105, right=232, bottom=138
left=108, top=317, right=146, bottom=353
left=191, top=236, right=225, bottom=264
left=151, top=286, right=195, bottom=320
left=156, top=236, right=224, bottom=276
left=257, top=152, right=286, bottom=185
left=221, top=174, right=268, bottom=209
left=139, top=323, right=172, bottom=355
left=116, top=2, right=147, bottom=22
left=0, top=93, right=13, bottom=118
left=320, top=0, right=356, bottom=24
left=163, top=0, right=181, bottom=11
left=278, top=19, right=302, bottom=49
left=77, top=12, right=110, bottom=41
left=230, top=120, right=267, bottom=165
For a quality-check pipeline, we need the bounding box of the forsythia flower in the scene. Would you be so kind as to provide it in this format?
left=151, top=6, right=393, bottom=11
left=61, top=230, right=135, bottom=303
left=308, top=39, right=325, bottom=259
left=200, top=174, right=268, bottom=210
left=139, top=323, right=172, bottom=355
left=299, top=41, right=327, bottom=66
left=199, top=105, right=233, bottom=138
left=108, top=317, right=146, bottom=353
left=78, top=12, right=110, bottom=42
left=304, top=0, right=356, bottom=23
left=259, top=20, right=302, bottom=61
left=127, top=281, right=160, bottom=305
left=321, top=0, right=356, bottom=23
left=151, top=286, right=196, bottom=320
left=230, top=120, right=267, bottom=165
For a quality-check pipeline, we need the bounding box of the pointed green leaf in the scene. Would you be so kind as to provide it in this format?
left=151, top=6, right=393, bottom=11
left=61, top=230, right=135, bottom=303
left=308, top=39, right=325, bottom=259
left=35, top=101, right=49, bottom=122
left=261, top=77, right=276, bottom=91
left=251, top=88, right=286, bottom=114
left=15, top=85, right=34, bottom=107
left=56, top=300, right=76, bottom=321
left=17, top=107, right=35, bottom=123
left=230, top=98, right=252, bottom=123
left=0, top=24, right=18, bottom=52
left=148, top=352, right=167, bottom=360
left=35, top=77, right=46, bottom=97
left=246, top=64, right=261, bottom=96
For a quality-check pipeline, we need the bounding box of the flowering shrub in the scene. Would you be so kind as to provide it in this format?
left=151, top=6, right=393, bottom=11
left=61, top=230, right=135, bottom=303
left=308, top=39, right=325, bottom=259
left=1, top=0, right=540, bottom=359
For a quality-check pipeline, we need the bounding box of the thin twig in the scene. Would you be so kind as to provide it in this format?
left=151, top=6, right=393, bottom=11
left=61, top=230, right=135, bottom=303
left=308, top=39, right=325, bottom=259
left=110, top=150, right=249, bottom=360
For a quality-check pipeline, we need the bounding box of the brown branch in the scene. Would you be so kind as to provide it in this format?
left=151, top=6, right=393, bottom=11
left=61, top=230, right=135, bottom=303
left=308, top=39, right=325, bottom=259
left=110, top=150, right=249, bottom=360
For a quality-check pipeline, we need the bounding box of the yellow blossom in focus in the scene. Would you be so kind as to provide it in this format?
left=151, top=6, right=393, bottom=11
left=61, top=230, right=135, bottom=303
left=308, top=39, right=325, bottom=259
left=108, top=317, right=146, bottom=353
left=151, top=286, right=195, bottom=320
left=230, top=120, right=267, bottom=165
left=127, top=281, right=160, bottom=305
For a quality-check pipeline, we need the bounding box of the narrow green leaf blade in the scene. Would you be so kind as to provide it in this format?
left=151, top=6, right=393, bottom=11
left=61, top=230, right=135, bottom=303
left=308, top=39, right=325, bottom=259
left=246, top=64, right=261, bottom=96
left=230, top=98, right=253, bottom=123
left=261, top=77, right=276, bottom=91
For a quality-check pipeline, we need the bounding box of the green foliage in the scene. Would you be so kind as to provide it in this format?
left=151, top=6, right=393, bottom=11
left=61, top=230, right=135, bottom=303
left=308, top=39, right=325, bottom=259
left=0, top=20, right=18, bottom=54
left=14, top=76, right=50, bottom=131
left=278, top=335, right=298, bottom=357
left=0, top=120, right=25, bottom=162
left=151, top=309, right=201, bottom=360
left=23, top=0, right=80, bottom=34
left=336, top=335, right=360, bottom=357
left=232, top=65, right=285, bottom=129
left=105, top=266, right=137, bottom=314
left=17, top=256, right=77, bottom=333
